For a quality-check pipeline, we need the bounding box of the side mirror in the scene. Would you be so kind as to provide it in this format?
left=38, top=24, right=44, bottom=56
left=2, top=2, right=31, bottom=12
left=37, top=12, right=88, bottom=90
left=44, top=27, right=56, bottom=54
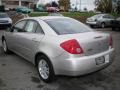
left=6, top=26, right=14, bottom=32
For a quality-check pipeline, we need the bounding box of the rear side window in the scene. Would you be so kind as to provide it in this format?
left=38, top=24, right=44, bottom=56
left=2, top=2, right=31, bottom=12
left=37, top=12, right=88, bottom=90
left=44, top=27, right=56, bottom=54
left=36, top=25, right=44, bottom=34
left=44, top=18, right=92, bottom=35
left=103, top=15, right=114, bottom=19
left=117, top=17, right=120, bottom=20
left=25, top=20, right=38, bottom=33
left=92, top=14, right=101, bottom=19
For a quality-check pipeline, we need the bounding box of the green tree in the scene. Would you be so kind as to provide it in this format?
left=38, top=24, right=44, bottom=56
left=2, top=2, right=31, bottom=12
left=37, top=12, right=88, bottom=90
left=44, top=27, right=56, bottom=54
left=94, top=0, right=112, bottom=13
left=58, top=0, right=70, bottom=11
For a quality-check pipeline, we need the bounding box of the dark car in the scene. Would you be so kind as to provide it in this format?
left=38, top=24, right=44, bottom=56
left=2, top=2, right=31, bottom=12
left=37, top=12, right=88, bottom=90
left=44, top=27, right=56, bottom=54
left=0, top=5, right=5, bottom=12
left=111, top=17, right=120, bottom=31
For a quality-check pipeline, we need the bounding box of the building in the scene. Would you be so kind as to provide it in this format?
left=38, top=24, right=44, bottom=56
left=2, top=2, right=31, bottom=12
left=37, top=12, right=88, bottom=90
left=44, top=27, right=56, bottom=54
left=1, top=0, right=38, bottom=9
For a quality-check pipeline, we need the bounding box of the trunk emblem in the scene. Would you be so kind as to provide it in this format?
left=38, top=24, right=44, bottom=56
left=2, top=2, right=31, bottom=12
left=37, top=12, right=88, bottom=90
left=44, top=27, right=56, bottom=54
left=87, top=48, right=93, bottom=52
left=94, top=36, right=102, bottom=39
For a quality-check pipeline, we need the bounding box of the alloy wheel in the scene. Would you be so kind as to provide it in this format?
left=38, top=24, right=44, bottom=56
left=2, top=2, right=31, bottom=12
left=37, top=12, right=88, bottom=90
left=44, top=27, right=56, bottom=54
left=38, top=59, right=50, bottom=80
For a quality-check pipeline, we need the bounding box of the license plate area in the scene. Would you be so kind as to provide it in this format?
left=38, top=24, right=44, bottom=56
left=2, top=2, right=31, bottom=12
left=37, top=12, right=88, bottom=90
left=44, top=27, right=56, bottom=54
left=95, top=56, right=105, bottom=65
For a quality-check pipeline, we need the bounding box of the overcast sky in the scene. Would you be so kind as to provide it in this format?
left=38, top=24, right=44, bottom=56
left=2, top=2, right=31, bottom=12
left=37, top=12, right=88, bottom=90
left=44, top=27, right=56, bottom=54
left=38, top=0, right=95, bottom=10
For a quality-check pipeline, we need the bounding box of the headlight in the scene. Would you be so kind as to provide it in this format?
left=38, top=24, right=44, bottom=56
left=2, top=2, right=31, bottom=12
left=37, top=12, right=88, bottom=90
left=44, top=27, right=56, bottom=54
left=8, top=19, right=12, bottom=24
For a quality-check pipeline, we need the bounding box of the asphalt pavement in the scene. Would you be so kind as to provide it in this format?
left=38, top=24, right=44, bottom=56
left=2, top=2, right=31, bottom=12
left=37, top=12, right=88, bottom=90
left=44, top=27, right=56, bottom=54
left=0, top=28, right=120, bottom=90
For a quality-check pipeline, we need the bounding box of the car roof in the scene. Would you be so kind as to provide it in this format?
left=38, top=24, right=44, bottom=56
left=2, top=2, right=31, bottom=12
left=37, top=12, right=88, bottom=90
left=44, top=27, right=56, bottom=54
left=96, top=14, right=111, bottom=16
left=24, top=16, right=69, bottom=21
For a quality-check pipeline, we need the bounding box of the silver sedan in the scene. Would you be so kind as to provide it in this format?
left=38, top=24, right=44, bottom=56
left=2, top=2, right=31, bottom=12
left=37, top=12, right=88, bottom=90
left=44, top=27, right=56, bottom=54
left=0, top=13, right=12, bottom=27
left=1, top=16, right=114, bottom=82
left=86, top=14, right=115, bottom=28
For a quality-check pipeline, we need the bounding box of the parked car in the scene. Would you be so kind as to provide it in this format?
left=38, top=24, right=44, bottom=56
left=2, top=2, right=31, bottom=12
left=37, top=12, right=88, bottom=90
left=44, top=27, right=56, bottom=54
left=0, top=13, right=12, bottom=27
left=2, top=16, right=114, bottom=82
left=36, top=5, right=46, bottom=12
left=16, top=6, right=32, bottom=14
left=46, top=7, right=59, bottom=12
left=48, top=13, right=63, bottom=16
left=86, top=14, right=115, bottom=28
left=111, top=17, right=120, bottom=31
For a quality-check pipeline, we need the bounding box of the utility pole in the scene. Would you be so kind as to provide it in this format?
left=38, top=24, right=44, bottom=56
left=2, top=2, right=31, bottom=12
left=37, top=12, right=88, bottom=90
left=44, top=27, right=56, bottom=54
left=19, top=0, right=22, bottom=6
left=0, top=0, right=2, bottom=5
left=79, top=0, right=81, bottom=11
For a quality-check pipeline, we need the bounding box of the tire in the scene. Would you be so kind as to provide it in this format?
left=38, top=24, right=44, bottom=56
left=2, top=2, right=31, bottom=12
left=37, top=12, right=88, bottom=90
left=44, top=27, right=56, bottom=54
left=101, top=22, right=105, bottom=28
left=2, top=39, right=10, bottom=53
left=90, top=25, right=94, bottom=28
left=112, top=27, right=119, bottom=31
left=37, top=55, right=55, bottom=83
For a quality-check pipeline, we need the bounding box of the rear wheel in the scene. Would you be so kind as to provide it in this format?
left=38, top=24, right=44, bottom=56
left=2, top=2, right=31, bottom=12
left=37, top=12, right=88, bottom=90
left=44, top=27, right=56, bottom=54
left=112, top=27, right=120, bottom=31
left=37, top=55, right=55, bottom=83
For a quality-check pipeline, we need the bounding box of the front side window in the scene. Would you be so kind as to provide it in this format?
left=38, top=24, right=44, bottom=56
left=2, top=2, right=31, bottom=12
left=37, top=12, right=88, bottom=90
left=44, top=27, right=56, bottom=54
left=44, top=18, right=92, bottom=35
left=15, top=20, right=26, bottom=30
left=13, top=20, right=27, bottom=32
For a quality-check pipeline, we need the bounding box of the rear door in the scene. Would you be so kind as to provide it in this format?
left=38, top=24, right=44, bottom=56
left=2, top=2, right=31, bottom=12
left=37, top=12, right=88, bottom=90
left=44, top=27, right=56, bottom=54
left=103, top=15, right=114, bottom=26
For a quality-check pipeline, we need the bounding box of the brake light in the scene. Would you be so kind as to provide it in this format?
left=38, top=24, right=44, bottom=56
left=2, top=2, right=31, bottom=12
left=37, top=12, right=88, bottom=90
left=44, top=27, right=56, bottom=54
left=109, top=35, right=113, bottom=47
left=60, top=39, right=83, bottom=54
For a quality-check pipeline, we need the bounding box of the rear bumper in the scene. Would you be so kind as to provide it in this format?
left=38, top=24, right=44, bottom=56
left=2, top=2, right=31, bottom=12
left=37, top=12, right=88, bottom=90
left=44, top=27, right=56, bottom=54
left=52, top=48, right=115, bottom=76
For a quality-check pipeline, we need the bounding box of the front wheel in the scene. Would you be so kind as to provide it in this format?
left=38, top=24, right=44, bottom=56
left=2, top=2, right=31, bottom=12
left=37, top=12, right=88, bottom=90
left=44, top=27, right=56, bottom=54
left=37, top=55, right=55, bottom=83
left=101, top=22, right=106, bottom=28
left=112, top=27, right=120, bottom=31
left=2, top=39, right=10, bottom=53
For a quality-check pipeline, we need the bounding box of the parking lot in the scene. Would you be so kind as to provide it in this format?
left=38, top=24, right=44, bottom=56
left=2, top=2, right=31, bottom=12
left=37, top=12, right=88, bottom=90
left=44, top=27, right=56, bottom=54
left=0, top=28, right=120, bottom=90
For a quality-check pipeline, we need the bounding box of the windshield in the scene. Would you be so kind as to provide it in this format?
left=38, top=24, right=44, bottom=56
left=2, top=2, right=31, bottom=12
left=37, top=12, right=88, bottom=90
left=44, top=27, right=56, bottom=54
left=44, top=18, right=92, bottom=35
left=0, top=13, right=8, bottom=18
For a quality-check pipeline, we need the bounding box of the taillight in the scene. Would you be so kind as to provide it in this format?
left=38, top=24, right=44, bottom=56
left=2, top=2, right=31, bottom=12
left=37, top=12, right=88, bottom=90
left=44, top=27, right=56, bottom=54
left=60, top=39, right=83, bottom=54
left=109, top=35, right=113, bottom=47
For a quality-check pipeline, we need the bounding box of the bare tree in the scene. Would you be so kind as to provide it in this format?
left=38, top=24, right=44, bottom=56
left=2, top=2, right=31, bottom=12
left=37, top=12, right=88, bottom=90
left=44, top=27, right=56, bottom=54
left=94, top=0, right=112, bottom=13
left=58, top=0, right=70, bottom=11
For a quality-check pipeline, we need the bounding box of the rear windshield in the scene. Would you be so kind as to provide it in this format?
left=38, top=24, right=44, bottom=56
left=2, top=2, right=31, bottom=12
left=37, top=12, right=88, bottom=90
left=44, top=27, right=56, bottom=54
left=0, top=13, right=8, bottom=18
left=44, top=18, right=92, bottom=35
left=117, top=17, right=120, bottom=20
left=92, top=14, right=102, bottom=19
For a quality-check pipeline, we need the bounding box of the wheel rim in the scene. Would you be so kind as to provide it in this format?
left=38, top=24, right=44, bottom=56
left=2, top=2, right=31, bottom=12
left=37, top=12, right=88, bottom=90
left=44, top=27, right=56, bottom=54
left=38, top=59, right=49, bottom=80
left=102, top=23, right=105, bottom=28
left=3, top=40, right=7, bottom=52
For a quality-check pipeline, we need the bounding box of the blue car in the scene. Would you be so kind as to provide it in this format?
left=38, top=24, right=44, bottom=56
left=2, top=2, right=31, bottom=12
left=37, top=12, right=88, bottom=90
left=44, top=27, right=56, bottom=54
left=16, top=6, right=32, bottom=14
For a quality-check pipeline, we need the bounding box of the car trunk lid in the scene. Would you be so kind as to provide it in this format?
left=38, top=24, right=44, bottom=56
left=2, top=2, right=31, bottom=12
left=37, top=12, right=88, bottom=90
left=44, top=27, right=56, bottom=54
left=59, top=32, right=110, bottom=56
